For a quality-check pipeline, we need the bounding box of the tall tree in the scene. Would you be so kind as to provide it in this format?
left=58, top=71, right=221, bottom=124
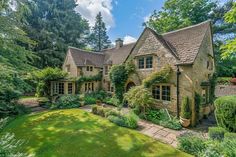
left=145, top=0, right=216, bottom=33
left=221, top=2, right=236, bottom=60
left=24, top=0, right=90, bottom=68
left=90, top=12, right=111, bottom=52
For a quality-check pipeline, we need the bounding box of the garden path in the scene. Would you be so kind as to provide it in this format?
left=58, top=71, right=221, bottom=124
left=18, top=97, right=47, bottom=113
left=79, top=105, right=207, bottom=148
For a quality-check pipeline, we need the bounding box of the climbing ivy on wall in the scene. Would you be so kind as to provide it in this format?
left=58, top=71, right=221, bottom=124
left=143, top=65, right=173, bottom=88
left=109, top=59, right=136, bottom=102
left=76, top=72, right=102, bottom=93
left=209, top=73, right=217, bottom=103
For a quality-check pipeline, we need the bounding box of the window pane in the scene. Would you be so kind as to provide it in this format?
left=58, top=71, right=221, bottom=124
left=152, top=86, right=160, bottom=100
left=92, top=83, right=94, bottom=91
left=90, top=66, right=93, bottom=71
left=53, top=82, right=59, bottom=94
left=59, top=83, right=64, bottom=94
left=68, top=83, right=73, bottom=94
left=86, top=66, right=90, bottom=71
left=162, top=86, right=170, bottom=101
left=105, top=66, right=108, bottom=75
left=146, top=56, right=153, bottom=68
left=138, top=58, right=144, bottom=69
left=85, top=83, right=87, bottom=92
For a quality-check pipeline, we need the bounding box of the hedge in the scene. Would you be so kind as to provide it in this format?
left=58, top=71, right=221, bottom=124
left=214, top=96, right=236, bottom=132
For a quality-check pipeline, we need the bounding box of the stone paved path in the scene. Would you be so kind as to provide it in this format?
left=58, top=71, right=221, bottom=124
left=80, top=105, right=207, bottom=148
left=18, top=97, right=47, bottom=113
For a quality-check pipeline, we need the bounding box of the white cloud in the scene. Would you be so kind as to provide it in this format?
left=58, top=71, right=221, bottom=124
left=75, top=0, right=114, bottom=30
left=143, top=13, right=151, bottom=23
left=123, top=35, right=137, bottom=44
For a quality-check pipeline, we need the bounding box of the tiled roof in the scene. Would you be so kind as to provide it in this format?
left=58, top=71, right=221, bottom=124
left=103, top=43, right=135, bottom=65
left=162, top=20, right=211, bottom=64
left=69, top=47, right=105, bottom=68
left=68, top=20, right=211, bottom=67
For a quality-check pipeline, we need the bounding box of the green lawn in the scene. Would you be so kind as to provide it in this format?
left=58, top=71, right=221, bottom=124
left=1, top=109, right=191, bottom=157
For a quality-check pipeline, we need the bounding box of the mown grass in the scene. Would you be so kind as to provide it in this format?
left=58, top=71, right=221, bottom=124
left=1, top=109, right=191, bottom=157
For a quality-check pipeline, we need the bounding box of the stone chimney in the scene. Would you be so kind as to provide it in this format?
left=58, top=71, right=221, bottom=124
left=115, top=38, right=123, bottom=49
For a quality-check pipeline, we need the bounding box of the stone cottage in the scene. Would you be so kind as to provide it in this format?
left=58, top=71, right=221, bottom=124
left=50, top=20, right=215, bottom=124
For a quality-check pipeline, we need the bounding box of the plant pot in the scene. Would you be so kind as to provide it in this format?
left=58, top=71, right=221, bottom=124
left=180, top=117, right=191, bottom=127
left=203, top=106, right=211, bottom=116
left=96, top=100, right=102, bottom=106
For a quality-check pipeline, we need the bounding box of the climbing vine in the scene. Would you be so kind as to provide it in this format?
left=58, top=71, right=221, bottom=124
left=143, top=65, right=173, bottom=88
left=109, top=59, right=136, bottom=102
left=209, top=73, right=217, bottom=104
left=76, top=72, right=102, bottom=93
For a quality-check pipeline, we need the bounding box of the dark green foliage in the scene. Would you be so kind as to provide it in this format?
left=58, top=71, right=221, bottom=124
left=221, top=136, right=236, bottom=157
left=89, top=12, right=111, bottom=51
left=195, top=93, right=201, bottom=121
left=24, top=0, right=90, bottom=68
left=209, top=73, right=217, bottom=103
left=51, top=95, right=80, bottom=109
left=84, top=97, right=97, bottom=105
left=144, top=109, right=182, bottom=130
left=77, top=73, right=102, bottom=92
left=109, top=65, right=128, bottom=102
left=178, top=134, right=207, bottom=156
left=214, top=96, right=236, bottom=132
left=32, top=67, right=67, bottom=98
left=180, top=96, right=191, bottom=119
left=208, top=127, right=227, bottom=140
left=107, top=115, right=127, bottom=127
left=143, top=65, right=172, bottom=88
left=103, top=97, right=120, bottom=107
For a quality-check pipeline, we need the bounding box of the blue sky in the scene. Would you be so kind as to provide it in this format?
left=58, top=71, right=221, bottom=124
left=76, top=0, right=229, bottom=44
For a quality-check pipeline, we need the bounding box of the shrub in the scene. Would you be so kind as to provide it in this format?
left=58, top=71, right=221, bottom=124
left=209, top=127, right=227, bottom=140
left=104, top=96, right=120, bottom=107
left=92, top=105, right=112, bottom=117
left=105, top=109, right=121, bottom=118
left=52, top=95, right=80, bottom=109
left=160, top=117, right=182, bottom=130
left=0, top=133, right=31, bottom=157
left=224, top=132, right=236, bottom=140
left=221, top=137, right=236, bottom=157
left=124, top=112, right=138, bottom=129
left=178, top=133, right=206, bottom=156
left=180, top=96, right=191, bottom=119
left=84, top=96, right=97, bottom=105
left=124, top=86, right=155, bottom=113
left=214, top=96, right=236, bottom=132
left=107, top=115, right=126, bottom=127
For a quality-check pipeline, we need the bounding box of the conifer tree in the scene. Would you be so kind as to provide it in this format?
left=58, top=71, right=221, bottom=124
left=90, top=12, right=111, bottom=52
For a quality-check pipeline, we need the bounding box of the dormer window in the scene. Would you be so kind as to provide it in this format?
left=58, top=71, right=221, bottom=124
left=86, top=66, right=93, bottom=72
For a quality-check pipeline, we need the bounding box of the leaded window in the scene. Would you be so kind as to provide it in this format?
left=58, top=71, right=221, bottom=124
left=68, top=83, right=73, bottom=94
left=59, top=83, right=64, bottom=94
left=146, top=56, right=153, bottom=68
left=162, top=86, right=171, bottom=101
left=152, top=85, right=160, bottom=100
left=138, top=58, right=145, bottom=69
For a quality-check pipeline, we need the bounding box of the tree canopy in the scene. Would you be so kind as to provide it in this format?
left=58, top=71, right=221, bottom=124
left=24, top=0, right=90, bottom=68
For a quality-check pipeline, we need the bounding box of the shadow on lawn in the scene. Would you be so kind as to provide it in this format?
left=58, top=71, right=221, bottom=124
left=3, top=109, right=189, bottom=157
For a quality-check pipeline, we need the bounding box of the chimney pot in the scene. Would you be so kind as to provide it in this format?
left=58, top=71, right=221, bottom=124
left=115, top=38, right=123, bottom=49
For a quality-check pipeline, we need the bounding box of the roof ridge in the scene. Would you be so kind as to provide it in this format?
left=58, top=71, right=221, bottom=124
left=68, top=46, right=104, bottom=55
left=162, top=20, right=211, bottom=35
left=102, top=42, right=136, bottom=52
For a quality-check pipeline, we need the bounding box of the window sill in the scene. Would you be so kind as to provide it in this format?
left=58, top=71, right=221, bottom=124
left=155, top=100, right=171, bottom=104
left=138, top=68, right=154, bottom=71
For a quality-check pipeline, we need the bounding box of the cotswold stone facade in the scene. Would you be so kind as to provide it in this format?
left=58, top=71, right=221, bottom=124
left=50, top=21, right=215, bottom=125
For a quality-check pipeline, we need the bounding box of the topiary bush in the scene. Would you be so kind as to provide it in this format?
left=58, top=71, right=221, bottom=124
left=208, top=127, right=227, bottom=140
left=180, top=96, right=191, bottom=119
left=214, top=96, right=236, bottom=132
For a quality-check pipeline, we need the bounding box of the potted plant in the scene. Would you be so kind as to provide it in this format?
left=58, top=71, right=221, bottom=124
left=180, top=96, right=191, bottom=127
